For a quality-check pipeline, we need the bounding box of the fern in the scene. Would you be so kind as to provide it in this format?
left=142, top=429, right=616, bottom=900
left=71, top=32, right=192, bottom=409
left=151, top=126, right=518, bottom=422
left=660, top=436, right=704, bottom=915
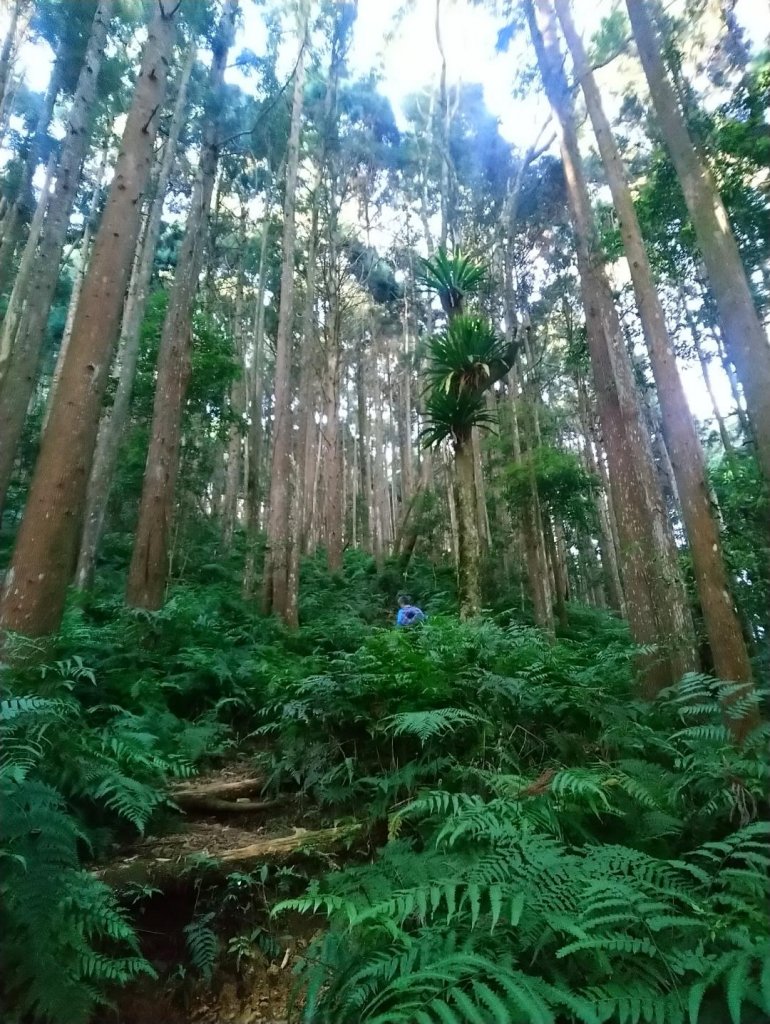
left=184, top=912, right=219, bottom=982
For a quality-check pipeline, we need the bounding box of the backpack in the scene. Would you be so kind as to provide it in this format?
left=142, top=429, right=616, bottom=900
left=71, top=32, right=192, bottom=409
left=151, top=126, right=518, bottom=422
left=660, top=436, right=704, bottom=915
left=402, top=606, right=426, bottom=625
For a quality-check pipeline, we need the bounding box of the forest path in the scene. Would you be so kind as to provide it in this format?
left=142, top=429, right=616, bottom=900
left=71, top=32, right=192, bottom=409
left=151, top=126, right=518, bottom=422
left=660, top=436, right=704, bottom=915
left=96, top=761, right=365, bottom=887
left=101, top=762, right=361, bottom=1023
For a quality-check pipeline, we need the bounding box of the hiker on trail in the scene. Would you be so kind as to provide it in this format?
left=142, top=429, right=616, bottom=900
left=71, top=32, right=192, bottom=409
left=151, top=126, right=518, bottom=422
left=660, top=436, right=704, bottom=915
left=396, top=594, right=426, bottom=627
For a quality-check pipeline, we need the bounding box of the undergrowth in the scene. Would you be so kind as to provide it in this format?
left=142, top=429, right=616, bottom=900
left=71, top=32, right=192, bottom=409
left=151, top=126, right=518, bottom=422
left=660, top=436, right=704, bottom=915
left=0, top=551, right=768, bottom=1023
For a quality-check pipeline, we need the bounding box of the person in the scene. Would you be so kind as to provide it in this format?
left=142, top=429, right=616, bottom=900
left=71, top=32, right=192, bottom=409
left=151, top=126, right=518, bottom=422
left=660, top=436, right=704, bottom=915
left=396, top=594, right=426, bottom=627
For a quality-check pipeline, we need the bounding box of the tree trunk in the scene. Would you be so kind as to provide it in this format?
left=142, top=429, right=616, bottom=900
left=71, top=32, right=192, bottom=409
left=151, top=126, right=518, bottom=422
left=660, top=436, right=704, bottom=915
left=46, top=145, right=110, bottom=427
left=557, top=0, right=750, bottom=688
left=0, top=152, right=55, bottom=389
left=528, top=0, right=695, bottom=693
left=454, top=431, right=481, bottom=618
left=0, top=4, right=178, bottom=638
left=243, top=203, right=272, bottom=597
left=682, top=300, right=734, bottom=454
left=126, top=2, right=237, bottom=611
left=0, top=1, right=27, bottom=120
left=625, top=0, right=770, bottom=488
left=355, top=342, right=371, bottom=551
left=75, top=45, right=195, bottom=590
left=223, top=223, right=248, bottom=547
left=0, top=0, right=113, bottom=511
left=262, top=6, right=309, bottom=621
left=0, top=54, right=63, bottom=298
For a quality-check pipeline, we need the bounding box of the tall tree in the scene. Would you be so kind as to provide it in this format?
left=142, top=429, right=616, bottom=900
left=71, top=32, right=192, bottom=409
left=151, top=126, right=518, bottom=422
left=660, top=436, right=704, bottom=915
left=525, top=0, right=695, bottom=692
left=554, top=0, right=752, bottom=686
left=0, top=0, right=114, bottom=513
left=75, top=43, right=196, bottom=589
left=625, top=0, right=770, bottom=489
left=262, top=0, right=310, bottom=624
left=0, top=1, right=180, bottom=638
left=126, top=1, right=238, bottom=610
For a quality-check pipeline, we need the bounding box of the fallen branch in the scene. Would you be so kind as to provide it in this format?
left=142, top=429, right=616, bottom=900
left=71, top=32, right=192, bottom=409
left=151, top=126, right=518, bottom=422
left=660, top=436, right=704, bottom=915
left=96, top=823, right=365, bottom=889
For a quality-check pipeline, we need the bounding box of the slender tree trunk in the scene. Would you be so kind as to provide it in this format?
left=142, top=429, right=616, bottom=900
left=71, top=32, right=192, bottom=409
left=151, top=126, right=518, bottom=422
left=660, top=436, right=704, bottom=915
left=223, top=223, right=247, bottom=546
left=0, top=1, right=113, bottom=511
left=0, top=55, right=63, bottom=297
left=262, top=6, right=308, bottom=621
left=0, top=152, right=54, bottom=386
left=454, top=431, right=481, bottom=618
left=543, top=513, right=567, bottom=629
left=528, top=0, right=695, bottom=692
left=296, top=198, right=320, bottom=553
left=126, top=3, right=236, bottom=610
left=355, top=343, right=371, bottom=551
left=75, top=46, right=194, bottom=589
left=0, top=5, right=178, bottom=637
left=625, top=0, right=770, bottom=488
left=243, top=202, right=272, bottom=596
left=0, top=0, right=27, bottom=119
left=683, top=301, right=734, bottom=454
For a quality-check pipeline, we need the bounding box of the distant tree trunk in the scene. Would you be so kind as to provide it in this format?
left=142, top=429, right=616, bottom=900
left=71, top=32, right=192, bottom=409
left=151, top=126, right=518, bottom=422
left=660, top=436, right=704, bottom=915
left=0, top=0, right=27, bottom=119
left=0, top=0, right=113, bottom=510
left=75, top=46, right=194, bottom=590
left=126, top=2, right=236, bottom=611
left=223, top=221, right=248, bottom=547
left=528, top=0, right=695, bottom=692
left=454, top=430, right=481, bottom=618
left=262, top=6, right=308, bottom=623
left=625, top=0, right=770, bottom=489
left=243, top=203, right=272, bottom=597
left=355, top=343, right=371, bottom=551
left=296, top=196, right=320, bottom=554
left=682, top=300, right=734, bottom=454
left=0, top=4, right=178, bottom=638
left=0, top=54, right=63, bottom=298
left=0, top=152, right=54, bottom=388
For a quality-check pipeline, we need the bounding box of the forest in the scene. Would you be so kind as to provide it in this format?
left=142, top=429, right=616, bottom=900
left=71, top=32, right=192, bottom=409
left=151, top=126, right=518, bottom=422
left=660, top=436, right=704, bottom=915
left=0, top=0, right=768, bottom=1021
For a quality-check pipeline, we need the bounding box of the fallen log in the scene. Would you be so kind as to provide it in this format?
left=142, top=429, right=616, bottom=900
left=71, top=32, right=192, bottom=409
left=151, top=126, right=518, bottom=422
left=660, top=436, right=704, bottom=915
left=170, top=776, right=266, bottom=803
left=95, top=823, right=365, bottom=890
left=171, top=795, right=287, bottom=816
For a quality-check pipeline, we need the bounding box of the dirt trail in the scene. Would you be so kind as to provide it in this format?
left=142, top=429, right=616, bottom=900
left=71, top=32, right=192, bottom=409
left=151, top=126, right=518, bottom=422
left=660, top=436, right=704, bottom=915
left=101, top=763, right=360, bottom=1023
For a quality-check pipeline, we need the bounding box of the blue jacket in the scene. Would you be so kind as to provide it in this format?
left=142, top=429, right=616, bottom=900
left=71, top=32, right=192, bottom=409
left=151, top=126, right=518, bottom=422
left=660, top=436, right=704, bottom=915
left=397, top=605, right=426, bottom=627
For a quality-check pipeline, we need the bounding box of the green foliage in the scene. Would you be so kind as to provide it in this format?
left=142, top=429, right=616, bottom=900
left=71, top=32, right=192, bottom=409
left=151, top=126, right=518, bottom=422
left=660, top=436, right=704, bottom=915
left=268, top=617, right=769, bottom=1023
left=504, top=446, right=599, bottom=530
left=417, top=248, right=486, bottom=317
left=425, top=315, right=510, bottom=398
left=0, top=777, right=154, bottom=1024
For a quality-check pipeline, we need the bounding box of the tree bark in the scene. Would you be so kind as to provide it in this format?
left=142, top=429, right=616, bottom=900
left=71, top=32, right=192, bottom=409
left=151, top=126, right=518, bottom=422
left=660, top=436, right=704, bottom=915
left=527, top=0, right=695, bottom=693
left=625, top=0, right=770, bottom=489
left=45, top=146, right=109, bottom=429
left=0, top=0, right=113, bottom=512
left=0, top=4, right=178, bottom=638
left=126, top=2, right=237, bottom=610
left=262, top=6, right=309, bottom=621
